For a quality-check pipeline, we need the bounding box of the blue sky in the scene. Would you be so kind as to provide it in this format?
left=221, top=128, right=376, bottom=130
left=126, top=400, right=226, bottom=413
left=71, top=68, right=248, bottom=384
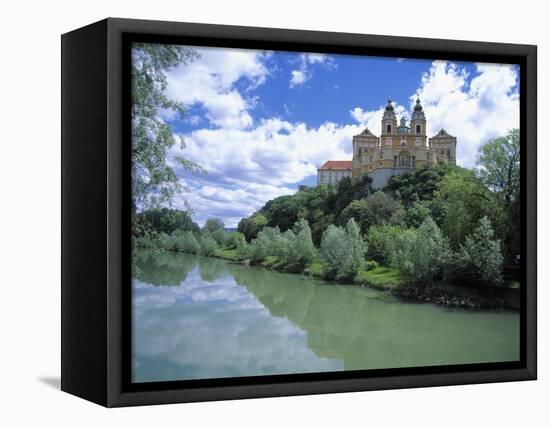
left=144, top=44, right=520, bottom=227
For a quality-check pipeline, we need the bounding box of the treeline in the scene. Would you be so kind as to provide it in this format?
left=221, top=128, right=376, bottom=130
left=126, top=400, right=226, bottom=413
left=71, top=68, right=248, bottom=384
left=238, top=130, right=520, bottom=268
left=134, top=210, right=245, bottom=258
left=133, top=130, right=519, bottom=293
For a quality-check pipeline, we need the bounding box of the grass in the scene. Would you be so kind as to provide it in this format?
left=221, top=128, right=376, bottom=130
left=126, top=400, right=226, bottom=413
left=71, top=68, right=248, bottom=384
left=214, top=248, right=239, bottom=260
left=304, top=261, right=328, bottom=279
left=261, top=256, right=282, bottom=268
left=355, top=266, right=404, bottom=290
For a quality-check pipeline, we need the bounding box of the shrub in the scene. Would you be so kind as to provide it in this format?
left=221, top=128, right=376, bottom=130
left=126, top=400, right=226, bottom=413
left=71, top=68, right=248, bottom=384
left=320, top=219, right=365, bottom=280
left=454, top=217, right=503, bottom=285
left=405, top=201, right=431, bottom=228
left=235, top=241, right=251, bottom=260
left=248, top=226, right=284, bottom=261
left=363, top=260, right=379, bottom=271
left=393, top=217, right=452, bottom=285
left=133, top=235, right=155, bottom=249
left=208, top=229, right=228, bottom=247
left=174, top=231, right=200, bottom=254
left=366, top=225, right=401, bottom=265
left=238, top=213, right=268, bottom=241
left=199, top=235, right=218, bottom=256
left=227, top=231, right=246, bottom=249
left=159, top=233, right=177, bottom=250
left=289, top=219, right=317, bottom=267
left=202, top=218, right=225, bottom=233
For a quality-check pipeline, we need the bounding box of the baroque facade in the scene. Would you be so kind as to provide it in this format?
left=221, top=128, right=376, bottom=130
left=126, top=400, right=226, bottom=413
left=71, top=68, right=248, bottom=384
left=317, top=98, right=458, bottom=189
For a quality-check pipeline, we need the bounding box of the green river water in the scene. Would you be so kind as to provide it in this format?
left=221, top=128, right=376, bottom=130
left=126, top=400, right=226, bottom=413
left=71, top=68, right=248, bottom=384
left=132, top=250, right=519, bottom=383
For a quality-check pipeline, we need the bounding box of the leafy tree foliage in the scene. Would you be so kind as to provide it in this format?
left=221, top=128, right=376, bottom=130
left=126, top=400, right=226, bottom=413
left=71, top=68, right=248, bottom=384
left=476, top=129, right=520, bottom=263
left=290, top=219, right=318, bottom=268
left=404, top=201, right=431, bottom=228
left=199, top=235, right=218, bottom=256
left=238, top=213, right=268, bottom=242
left=226, top=232, right=246, bottom=249
left=435, top=169, right=501, bottom=249
left=136, top=208, right=200, bottom=235
left=454, top=217, right=503, bottom=285
left=366, top=225, right=402, bottom=265
left=393, top=217, right=452, bottom=285
left=132, top=43, right=204, bottom=210
left=207, top=229, right=228, bottom=247
left=385, top=164, right=453, bottom=208
left=174, top=231, right=200, bottom=254
left=477, top=129, right=520, bottom=206
left=249, top=176, right=372, bottom=245
left=320, top=219, right=365, bottom=280
left=339, top=192, right=404, bottom=234
left=202, top=218, right=225, bottom=233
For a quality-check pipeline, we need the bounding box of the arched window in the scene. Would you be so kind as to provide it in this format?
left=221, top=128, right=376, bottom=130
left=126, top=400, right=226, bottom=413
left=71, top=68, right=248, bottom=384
left=386, top=124, right=392, bottom=133
left=416, top=124, right=421, bottom=134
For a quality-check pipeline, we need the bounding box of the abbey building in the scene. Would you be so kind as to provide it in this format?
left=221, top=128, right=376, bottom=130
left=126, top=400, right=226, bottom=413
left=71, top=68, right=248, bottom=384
left=317, top=98, right=457, bottom=189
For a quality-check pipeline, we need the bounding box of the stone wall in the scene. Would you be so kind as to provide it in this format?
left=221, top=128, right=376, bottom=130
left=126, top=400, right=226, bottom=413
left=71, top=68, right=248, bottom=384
left=367, top=167, right=412, bottom=190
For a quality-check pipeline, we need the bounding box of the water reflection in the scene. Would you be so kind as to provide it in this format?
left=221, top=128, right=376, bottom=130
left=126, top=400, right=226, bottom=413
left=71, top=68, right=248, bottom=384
left=132, top=251, right=519, bottom=383
left=133, top=250, right=197, bottom=286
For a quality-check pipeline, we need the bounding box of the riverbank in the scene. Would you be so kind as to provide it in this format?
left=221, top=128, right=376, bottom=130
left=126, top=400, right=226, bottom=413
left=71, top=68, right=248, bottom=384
left=209, top=248, right=513, bottom=310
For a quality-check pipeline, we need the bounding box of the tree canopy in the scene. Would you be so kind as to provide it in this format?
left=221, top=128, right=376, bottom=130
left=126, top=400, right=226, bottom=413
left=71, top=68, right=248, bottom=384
left=132, top=43, right=205, bottom=211
left=477, top=128, right=520, bottom=206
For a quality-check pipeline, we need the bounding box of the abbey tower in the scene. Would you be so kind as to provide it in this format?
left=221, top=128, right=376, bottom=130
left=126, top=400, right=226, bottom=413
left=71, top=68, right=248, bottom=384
left=349, top=98, right=457, bottom=188
left=317, top=98, right=457, bottom=188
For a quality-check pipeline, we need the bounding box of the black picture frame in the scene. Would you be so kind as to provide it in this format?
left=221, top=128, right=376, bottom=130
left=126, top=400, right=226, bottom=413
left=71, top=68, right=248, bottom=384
left=61, top=17, right=537, bottom=407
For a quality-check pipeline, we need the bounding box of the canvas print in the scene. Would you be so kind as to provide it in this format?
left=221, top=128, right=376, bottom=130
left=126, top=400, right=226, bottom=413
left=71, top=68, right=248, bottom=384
left=130, top=43, right=520, bottom=383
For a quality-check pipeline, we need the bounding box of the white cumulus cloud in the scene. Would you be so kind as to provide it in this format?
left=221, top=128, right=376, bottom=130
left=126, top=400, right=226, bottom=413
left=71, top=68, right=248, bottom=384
left=165, top=46, right=271, bottom=129
left=289, top=53, right=336, bottom=88
left=160, top=52, right=519, bottom=227
left=413, top=61, right=519, bottom=167
left=169, top=117, right=359, bottom=226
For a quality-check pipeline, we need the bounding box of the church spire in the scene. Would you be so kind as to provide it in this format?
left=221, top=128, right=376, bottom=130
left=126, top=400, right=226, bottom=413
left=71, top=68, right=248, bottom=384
left=414, top=96, right=423, bottom=112
left=382, top=98, right=397, bottom=135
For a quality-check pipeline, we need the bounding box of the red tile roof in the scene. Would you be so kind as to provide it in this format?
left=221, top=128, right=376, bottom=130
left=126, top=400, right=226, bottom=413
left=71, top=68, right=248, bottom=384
left=318, top=160, right=353, bottom=170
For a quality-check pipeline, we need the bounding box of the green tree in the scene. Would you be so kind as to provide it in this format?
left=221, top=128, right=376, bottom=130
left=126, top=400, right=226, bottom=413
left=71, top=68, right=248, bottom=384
left=366, top=225, right=402, bottom=265
left=248, top=226, right=284, bottom=261
left=435, top=169, right=500, bottom=248
left=173, top=231, right=200, bottom=254
left=226, top=232, right=246, bottom=249
left=477, top=129, right=520, bottom=206
left=137, top=208, right=200, bottom=235
left=208, top=229, right=228, bottom=247
left=261, top=195, right=300, bottom=231
left=476, top=129, right=520, bottom=263
left=385, top=164, right=453, bottom=208
left=339, top=199, right=368, bottom=230
left=339, top=192, right=404, bottom=234
left=290, top=219, right=317, bottom=268
left=455, top=217, right=503, bottom=285
left=132, top=43, right=204, bottom=210
left=393, top=217, right=452, bottom=285
left=238, top=213, right=268, bottom=242
left=405, top=201, right=431, bottom=228
left=203, top=218, right=225, bottom=233
left=199, top=235, right=218, bottom=256
left=320, top=219, right=365, bottom=280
